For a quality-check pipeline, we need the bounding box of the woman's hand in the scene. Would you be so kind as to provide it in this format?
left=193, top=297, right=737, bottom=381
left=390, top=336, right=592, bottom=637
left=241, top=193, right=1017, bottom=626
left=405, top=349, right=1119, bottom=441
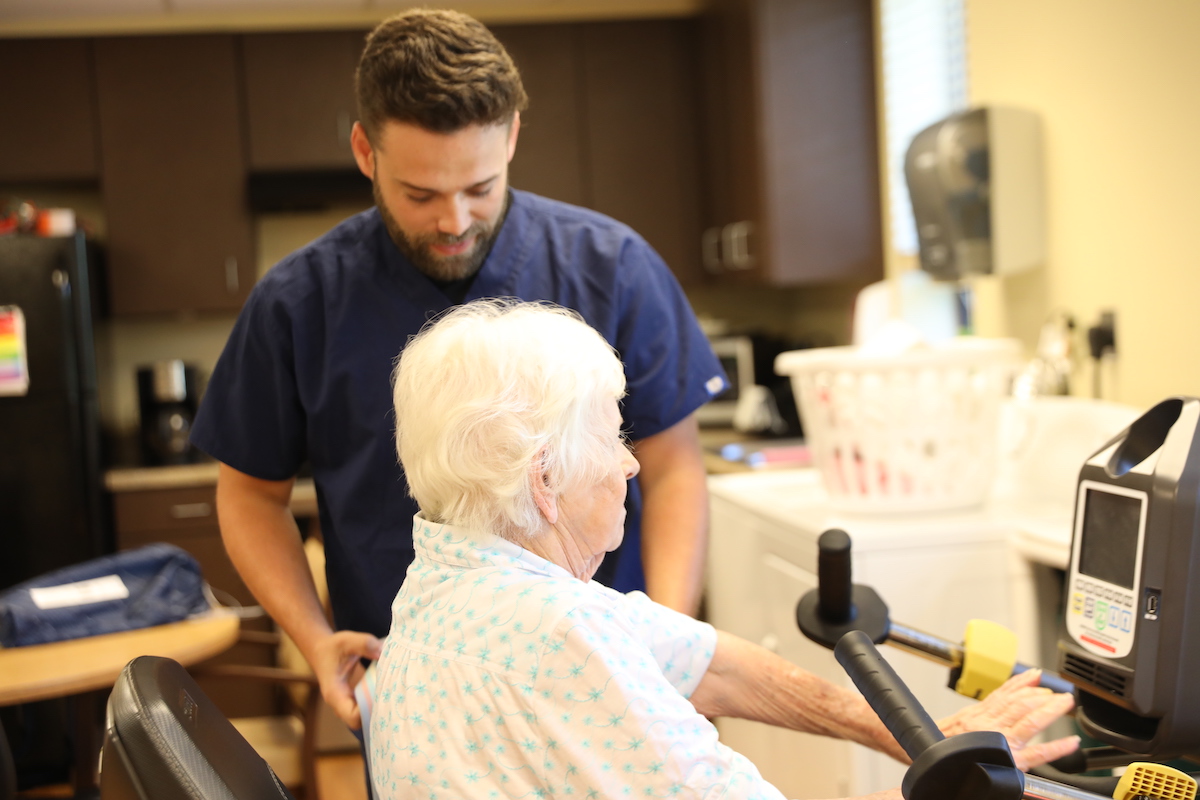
left=312, top=629, right=383, bottom=729
left=936, top=669, right=1079, bottom=771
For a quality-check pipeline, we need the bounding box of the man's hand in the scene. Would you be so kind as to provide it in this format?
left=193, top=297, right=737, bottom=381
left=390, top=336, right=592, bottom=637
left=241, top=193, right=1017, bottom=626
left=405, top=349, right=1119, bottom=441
left=312, top=630, right=384, bottom=729
left=937, top=669, right=1079, bottom=771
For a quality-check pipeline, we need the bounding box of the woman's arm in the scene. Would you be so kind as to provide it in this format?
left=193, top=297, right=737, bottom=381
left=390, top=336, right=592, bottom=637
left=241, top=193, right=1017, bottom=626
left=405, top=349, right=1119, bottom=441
left=688, top=630, right=1078, bottom=769
left=689, top=631, right=910, bottom=760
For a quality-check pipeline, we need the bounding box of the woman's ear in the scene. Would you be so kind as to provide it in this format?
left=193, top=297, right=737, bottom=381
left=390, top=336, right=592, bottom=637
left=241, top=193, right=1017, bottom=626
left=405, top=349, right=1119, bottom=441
left=530, top=451, right=558, bottom=525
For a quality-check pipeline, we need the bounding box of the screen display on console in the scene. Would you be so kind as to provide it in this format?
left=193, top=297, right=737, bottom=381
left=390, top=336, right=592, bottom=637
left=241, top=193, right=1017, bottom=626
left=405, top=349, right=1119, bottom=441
left=1079, top=487, right=1142, bottom=589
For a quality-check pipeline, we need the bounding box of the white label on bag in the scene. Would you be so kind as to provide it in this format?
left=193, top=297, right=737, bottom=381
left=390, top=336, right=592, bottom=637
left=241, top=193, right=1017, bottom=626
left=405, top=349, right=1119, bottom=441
left=29, top=575, right=130, bottom=610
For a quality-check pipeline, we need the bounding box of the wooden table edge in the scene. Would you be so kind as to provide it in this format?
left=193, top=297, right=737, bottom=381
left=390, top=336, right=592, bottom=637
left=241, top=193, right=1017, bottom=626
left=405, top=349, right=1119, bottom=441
left=0, top=610, right=241, bottom=705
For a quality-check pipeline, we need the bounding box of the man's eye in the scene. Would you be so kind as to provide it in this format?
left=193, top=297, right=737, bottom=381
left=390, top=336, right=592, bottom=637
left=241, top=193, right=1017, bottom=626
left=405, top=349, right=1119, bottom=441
left=468, top=185, right=493, bottom=198
left=407, top=195, right=432, bottom=204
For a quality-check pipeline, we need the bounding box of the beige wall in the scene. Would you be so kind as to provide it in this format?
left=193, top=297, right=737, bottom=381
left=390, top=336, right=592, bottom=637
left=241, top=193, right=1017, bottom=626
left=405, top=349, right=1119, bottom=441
left=964, top=0, right=1200, bottom=409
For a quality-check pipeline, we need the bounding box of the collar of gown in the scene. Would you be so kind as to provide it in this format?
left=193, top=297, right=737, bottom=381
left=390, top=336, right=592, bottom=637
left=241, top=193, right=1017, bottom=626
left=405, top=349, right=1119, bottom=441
left=410, top=514, right=577, bottom=582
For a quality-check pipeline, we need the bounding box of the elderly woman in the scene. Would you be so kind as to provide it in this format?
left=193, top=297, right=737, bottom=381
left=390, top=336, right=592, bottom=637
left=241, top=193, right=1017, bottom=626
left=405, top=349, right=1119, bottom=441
left=368, top=299, right=1077, bottom=800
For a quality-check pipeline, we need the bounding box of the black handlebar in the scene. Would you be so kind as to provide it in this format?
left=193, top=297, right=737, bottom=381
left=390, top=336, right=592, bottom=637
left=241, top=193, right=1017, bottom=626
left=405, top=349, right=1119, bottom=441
left=818, top=528, right=854, bottom=624
left=835, top=630, right=1026, bottom=800
left=835, top=630, right=944, bottom=760
left=804, top=529, right=1076, bottom=699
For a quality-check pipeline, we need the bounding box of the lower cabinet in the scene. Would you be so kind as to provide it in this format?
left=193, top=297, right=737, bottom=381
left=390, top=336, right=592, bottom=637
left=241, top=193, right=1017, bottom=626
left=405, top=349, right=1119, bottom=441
left=706, top=472, right=1030, bottom=797
left=111, top=485, right=278, bottom=719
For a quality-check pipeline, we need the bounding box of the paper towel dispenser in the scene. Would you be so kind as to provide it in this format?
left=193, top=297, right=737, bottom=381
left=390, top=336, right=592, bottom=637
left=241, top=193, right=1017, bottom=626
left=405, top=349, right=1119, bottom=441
left=905, top=106, right=1045, bottom=281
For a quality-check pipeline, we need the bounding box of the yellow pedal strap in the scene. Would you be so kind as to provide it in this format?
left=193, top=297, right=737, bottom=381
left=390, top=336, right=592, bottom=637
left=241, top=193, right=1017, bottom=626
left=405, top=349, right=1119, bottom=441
left=1114, top=762, right=1198, bottom=800
left=954, top=619, right=1018, bottom=700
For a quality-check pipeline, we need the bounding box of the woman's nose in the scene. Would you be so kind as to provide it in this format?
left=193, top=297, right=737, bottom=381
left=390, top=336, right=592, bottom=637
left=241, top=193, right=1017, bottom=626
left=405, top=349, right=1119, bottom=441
left=623, top=449, right=640, bottom=480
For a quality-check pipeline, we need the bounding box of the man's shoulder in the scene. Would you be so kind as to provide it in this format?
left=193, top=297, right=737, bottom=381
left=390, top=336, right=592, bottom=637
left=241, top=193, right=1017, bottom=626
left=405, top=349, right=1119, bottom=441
left=255, top=208, right=382, bottom=295
left=510, top=189, right=638, bottom=239
left=505, top=190, right=657, bottom=288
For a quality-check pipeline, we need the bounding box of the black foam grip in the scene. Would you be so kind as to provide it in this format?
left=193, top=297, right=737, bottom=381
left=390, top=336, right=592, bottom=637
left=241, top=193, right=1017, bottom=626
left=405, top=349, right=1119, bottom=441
left=817, top=529, right=853, bottom=623
left=835, top=630, right=944, bottom=760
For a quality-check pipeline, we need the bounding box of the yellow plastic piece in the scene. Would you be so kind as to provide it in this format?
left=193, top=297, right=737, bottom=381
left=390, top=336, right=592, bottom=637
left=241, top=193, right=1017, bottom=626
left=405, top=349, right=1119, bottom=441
left=954, top=619, right=1018, bottom=700
left=1114, top=763, right=1198, bottom=800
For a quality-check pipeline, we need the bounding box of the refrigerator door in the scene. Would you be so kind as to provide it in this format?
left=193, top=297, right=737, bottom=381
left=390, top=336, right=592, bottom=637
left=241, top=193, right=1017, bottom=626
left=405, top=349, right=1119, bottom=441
left=0, top=234, right=106, bottom=590
left=0, top=236, right=82, bottom=397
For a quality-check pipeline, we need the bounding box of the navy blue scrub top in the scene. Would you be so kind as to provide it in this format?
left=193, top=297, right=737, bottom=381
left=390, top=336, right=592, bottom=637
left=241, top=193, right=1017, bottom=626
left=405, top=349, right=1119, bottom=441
left=191, top=190, right=725, bottom=639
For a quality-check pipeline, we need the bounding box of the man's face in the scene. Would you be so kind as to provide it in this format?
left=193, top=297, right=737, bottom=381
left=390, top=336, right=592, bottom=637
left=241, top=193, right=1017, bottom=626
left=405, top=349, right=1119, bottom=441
left=351, top=116, right=519, bottom=281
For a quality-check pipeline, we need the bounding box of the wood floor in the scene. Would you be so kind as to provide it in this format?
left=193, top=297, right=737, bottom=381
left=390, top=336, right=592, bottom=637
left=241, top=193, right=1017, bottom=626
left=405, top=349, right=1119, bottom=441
left=314, top=752, right=371, bottom=800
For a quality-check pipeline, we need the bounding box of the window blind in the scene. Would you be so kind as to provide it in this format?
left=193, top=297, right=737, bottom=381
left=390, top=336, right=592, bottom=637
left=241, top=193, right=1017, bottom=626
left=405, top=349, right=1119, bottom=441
left=880, top=0, right=968, bottom=255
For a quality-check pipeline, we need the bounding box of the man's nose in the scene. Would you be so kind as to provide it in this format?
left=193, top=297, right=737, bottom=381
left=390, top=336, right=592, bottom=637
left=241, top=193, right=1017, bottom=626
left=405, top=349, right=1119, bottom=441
left=436, top=196, right=472, bottom=237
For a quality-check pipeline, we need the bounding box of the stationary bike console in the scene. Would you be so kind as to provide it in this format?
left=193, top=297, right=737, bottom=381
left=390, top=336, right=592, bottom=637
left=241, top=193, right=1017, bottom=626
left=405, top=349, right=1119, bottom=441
left=1059, top=397, right=1200, bottom=757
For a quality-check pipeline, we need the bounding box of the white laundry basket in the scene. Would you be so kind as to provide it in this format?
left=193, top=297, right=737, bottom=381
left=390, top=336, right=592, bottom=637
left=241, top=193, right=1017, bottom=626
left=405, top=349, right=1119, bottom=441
left=776, top=338, right=1021, bottom=513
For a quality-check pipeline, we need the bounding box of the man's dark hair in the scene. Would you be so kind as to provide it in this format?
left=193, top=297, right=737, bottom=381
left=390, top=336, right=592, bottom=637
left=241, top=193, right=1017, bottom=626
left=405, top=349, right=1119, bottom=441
left=356, top=8, right=529, bottom=141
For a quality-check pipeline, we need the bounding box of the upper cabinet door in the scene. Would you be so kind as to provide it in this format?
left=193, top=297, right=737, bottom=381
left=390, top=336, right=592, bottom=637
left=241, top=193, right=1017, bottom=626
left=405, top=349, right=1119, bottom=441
left=0, top=39, right=99, bottom=182
left=701, top=0, right=884, bottom=286
left=95, top=35, right=254, bottom=316
left=493, top=23, right=587, bottom=208
left=581, top=20, right=705, bottom=287
left=496, top=20, right=706, bottom=286
left=241, top=30, right=366, bottom=171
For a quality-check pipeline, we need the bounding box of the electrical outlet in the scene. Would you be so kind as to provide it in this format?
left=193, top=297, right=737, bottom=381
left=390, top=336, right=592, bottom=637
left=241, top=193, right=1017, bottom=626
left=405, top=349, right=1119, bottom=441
left=1088, top=310, right=1117, bottom=358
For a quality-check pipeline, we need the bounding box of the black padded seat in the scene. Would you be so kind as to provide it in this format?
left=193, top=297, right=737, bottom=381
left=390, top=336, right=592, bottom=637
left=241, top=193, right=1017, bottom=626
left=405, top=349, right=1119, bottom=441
left=100, top=656, right=294, bottom=800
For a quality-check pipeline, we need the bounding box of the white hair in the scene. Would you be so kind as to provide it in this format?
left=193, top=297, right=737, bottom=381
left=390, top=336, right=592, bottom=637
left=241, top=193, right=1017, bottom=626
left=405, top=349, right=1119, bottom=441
left=392, top=299, right=626, bottom=541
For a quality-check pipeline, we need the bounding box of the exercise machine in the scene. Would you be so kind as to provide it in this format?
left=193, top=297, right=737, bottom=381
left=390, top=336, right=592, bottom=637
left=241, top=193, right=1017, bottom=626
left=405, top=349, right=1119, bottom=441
left=798, top=396, right=1200, bottom=799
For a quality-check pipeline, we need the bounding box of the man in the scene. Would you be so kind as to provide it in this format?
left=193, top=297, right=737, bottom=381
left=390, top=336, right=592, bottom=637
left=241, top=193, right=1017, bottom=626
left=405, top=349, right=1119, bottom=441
left=190, top=8, right=725, bottom=730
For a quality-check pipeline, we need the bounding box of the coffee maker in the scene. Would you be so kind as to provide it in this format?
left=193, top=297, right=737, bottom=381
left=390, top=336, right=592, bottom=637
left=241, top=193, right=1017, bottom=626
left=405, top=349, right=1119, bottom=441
left=137, top=360, right=199, bottom=465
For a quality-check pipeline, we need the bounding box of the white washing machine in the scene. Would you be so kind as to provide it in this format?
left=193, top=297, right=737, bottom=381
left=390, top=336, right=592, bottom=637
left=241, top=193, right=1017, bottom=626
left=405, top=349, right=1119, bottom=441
left=706, top=468, right=1039, bottom=799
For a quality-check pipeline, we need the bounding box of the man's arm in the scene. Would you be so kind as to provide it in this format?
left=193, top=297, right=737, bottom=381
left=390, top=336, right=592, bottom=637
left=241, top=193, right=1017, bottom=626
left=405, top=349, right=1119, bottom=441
left=215, top=462, right=382, bottom=728
left=688, top=630, right=1079, bottom=770
left=632, top=412, right=709, bottom=616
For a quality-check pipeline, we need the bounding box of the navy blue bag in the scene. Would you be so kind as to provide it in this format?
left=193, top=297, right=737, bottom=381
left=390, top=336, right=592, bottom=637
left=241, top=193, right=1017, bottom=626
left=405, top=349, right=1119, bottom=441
left=0, top=543, right=212, bottom=647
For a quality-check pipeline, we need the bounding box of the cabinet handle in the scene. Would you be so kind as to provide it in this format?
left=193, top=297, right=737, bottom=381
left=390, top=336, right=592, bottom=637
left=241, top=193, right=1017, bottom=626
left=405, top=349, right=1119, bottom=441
left=170, top=502, right=213, bottom=519
left=702, top=227, right=723, bottom=274
left=723, top=221, right=756, bottom=270
left=225, top=257, right=239, bottom=293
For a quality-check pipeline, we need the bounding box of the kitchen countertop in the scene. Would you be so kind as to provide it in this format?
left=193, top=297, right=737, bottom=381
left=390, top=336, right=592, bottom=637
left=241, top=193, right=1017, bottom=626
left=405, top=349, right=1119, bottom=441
left=103, top=427, right=793, bottom=519
left=105, top=462, right=318, bottom=518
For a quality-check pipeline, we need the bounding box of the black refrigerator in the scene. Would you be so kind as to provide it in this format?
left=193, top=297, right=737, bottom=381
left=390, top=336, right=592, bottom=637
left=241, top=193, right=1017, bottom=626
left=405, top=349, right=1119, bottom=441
left=0, top=232, right=109, bottom=592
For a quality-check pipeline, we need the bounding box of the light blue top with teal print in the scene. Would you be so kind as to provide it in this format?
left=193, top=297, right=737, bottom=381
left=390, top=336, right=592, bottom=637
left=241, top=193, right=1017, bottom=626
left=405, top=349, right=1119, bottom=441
left=368, top=516, right=788, bottom=800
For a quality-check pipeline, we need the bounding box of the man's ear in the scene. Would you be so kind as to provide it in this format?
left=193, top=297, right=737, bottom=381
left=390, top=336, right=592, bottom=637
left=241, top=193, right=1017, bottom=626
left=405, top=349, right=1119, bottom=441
left=350, top=121, right=375, bottom=179
left=530, top=450, right=558, bottom=525
left=505, top=111, right=520, bottom=163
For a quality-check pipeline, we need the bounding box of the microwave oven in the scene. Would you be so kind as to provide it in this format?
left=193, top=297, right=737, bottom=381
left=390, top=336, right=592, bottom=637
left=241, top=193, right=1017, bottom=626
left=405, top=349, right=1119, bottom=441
left=696, top=335, right=755, bottom=427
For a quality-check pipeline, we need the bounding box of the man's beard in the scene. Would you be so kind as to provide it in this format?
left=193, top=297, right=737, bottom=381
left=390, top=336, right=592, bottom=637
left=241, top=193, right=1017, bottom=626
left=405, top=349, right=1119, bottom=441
left=375, top=181, right=507, bottom=282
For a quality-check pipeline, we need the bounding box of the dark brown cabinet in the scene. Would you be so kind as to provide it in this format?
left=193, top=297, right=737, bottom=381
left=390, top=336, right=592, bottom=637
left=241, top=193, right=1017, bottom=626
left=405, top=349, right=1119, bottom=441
left=94, top=35, right=254, bottom=316
left=496, top=19, right=706, bottom=284
left=496, top=24, right=588, bottom=208
left=112, top=485, right=277, bottom=718
left=0, top=39, right=99, bottom=183
left=241, top=30, right=366, bottom=170
left=700, top=0, right=884, bottom=286
left=7, top=18, right=709, bottom=300
left=581, top=20, right=705, bottom=286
